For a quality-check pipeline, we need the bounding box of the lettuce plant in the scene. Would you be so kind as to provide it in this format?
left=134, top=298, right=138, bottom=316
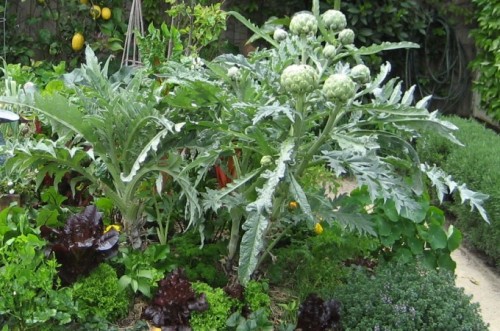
left=159, top=0, right=489, bottom=285
left=142, top=268, right=209, bottom=329
left=41, top=205, right=119, bottom=284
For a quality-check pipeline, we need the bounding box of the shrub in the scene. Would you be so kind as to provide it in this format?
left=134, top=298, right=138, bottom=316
left=332, top=261, right=488, bottom=330
left=72, top=263, right=130, bottom=323
left=416, top=116, right=500, bottom=267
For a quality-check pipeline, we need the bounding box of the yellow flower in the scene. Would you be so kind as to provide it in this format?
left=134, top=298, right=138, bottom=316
left=314, top=222, right=323, bottom=235
left=288, top=201, right=299, bottom=209
left=105, top=224, right=122, bottom=233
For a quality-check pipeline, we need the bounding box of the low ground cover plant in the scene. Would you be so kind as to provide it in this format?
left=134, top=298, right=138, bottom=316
left=333, top=260, right=489, bottom=330
left=417, top=115, right=500, bottom=268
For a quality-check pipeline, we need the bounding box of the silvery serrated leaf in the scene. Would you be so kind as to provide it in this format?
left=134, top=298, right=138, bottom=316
left=253, top=104, right=295, bottom=125
left=388, top=81, right=403, bottom=105
left=246, top=139, right=294, bottom=214
left=202, top=168, right=261, bottom=212
left=156, top=173, right=163, bottom=194
left=415, top=95, right=432, bottom=109
left=457, top=184, right=490, bottom=223
left=401, top=85, right=416, bottom=106
left=238, top=212, right=269, bottom=285
left=364, top=62, right=391, bottom=95
left=120, top=128, right=170, bottom=182
left=288, top=173, right=314, bottom=222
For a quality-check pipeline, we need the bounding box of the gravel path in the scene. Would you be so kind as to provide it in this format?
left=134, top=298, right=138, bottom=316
left=452, top=247, right=500, bottom=330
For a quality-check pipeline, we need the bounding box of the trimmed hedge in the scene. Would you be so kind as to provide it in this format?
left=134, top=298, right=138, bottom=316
left=416, top=116, right=500, bottom=268
left=332, top=261, right=488, bottom=330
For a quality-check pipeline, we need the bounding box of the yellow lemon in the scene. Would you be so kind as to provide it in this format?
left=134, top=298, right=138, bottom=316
left=288, top=201, right=299, bottom=209
left=90, top=5, right=101, bottom=19
left=79, top=0, right=89, bottom=4
left=71, top=32, right=85, bottom=52
left=101, top=7, right=112, bottom=20
left=314, top=222, right=324, bottom=235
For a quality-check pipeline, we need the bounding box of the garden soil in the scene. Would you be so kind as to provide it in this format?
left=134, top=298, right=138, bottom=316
left=335, top=179, right=500, bottom=330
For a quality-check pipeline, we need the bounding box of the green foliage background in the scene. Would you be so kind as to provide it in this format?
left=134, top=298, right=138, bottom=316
left=470, top=0, right=500, bottom=121
left=417, top=116, right=500, bottom=268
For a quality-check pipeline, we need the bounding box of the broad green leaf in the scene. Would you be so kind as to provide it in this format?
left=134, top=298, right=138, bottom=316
left=118, top=275, right=132, bottom=289
left=288, top=173, right=314, bottom=223
left=351, top=41, right=419, bottom=56
left=438, top=252, right=456, bottom=272
left=447, top=225, right=462, bottom=252
left=34, top=93, right=95, bottom=141
left=228, top=11, right=279, bottom=49
left=426, top=223, right=448, bottom=250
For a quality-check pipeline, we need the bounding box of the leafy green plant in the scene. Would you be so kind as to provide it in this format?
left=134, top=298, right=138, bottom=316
left=142, top=268, right=209, bottom=329
left=116, top=243, right=171, bottom=298
left=0, top=205, right=75, bottom=329
left=417, top=116, right=500, bottom=268
left=470, top=0, right=500, bottom=121
left=72, top=263, right=130, bottom=323
left=226, top=308, right=274, bottom=331
left=165, top=232, right=228, bottom=287
left=190, top=282, right=239, bottom=331
left=244, top=280, right=271, bottom=315
left=1, top=46, right=200, bottom=247
left=267, top=220, right=374, bottom=300
left=158, top=0, right=487, bottom=285
left=332, top=260, right=489, bottom=330
left=372, top=191, right=462, bottom=271
left=41, top=205, right=120, bottom=285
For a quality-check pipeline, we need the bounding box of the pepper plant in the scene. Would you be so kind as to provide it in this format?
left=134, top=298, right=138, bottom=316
left=159, top=1, right=488, bottom=285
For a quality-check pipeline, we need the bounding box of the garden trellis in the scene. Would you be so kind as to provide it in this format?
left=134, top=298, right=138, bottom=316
left=121, top=0, right=144, bottom=67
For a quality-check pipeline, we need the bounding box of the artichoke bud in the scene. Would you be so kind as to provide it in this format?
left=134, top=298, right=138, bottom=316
left=273, top=28, right=289, bottom=41
left=280, top=64, right=318, bottom=94
left=322, top=44, right=337, bottom=59
left=350, top=64, right=371, bottom=84
left=322, top=73, right=356, bottom=102
left=289, top=11, right=318, bottom=36
left=227, top=66, right=242, bottom=81
left=338, top=29, right=355, bottom=45
left=260, top=155, right=273, bottom=167
left=321, top=10, right=347, bottom=32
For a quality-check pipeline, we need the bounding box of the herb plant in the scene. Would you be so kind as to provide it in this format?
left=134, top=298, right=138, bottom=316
left=333, top=261, right=489, bottom=330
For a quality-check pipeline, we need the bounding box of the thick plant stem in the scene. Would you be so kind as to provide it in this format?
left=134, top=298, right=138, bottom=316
left=295, top=104, right=341, bottom=178
left=255, top=223, right=292, bottom=272
left=292, top=95, right=305, bottom=143
left=227, top=208, right=242, bottom=265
